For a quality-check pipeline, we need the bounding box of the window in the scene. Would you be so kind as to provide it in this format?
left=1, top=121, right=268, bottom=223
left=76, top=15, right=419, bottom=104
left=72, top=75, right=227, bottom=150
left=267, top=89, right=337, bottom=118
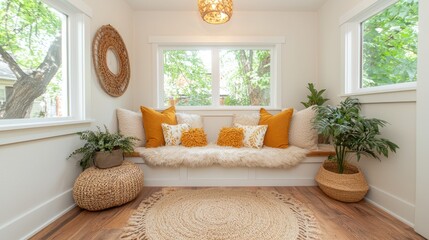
left=163, top=49, right=212, bottom=106
left=155, top=38, right=282, bottom=109
left=220, top=49, right=271, bottom=106
left=0, top=0, right=90, bottom=126
left=161, top=47, right=272, bottom=107
left=342, top=0, right=419, bottom=95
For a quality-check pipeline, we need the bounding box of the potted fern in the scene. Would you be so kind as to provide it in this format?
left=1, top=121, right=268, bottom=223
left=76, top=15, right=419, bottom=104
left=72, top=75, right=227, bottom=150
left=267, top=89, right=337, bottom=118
left=68, top=126, right=137, bottom=170
left=313, top=97, right=398, bottom=202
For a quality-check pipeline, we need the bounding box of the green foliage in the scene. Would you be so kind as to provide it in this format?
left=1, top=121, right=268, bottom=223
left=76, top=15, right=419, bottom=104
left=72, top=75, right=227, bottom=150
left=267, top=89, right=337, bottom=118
left=0, top=0, right=61, bottom=69
left=163, top=50, right=212, bottom=106
left=313, top=98, right=399, bottom=174
left=362, top=0, right=418, bottom=87
left=221, top=49, right=271, bottom=106
left=68, top=126, right=138, bottom=170
left=0, top=0, right=64, bottom=118
left=300, top=83, right=329, bottom=108
left=163, top=49, right=271, bottom=107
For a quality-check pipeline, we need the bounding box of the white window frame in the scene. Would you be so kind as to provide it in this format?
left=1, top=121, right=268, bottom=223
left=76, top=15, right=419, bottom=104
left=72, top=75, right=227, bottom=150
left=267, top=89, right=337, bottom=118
left=0, top=0, right=93, bottom=145
left=340, top=0, right=417, bottom=99
left=151, top=36, right=284, bottom=110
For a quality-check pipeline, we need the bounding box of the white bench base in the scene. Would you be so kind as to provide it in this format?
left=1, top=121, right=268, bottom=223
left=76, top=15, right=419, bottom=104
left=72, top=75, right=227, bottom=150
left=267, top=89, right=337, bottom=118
left=126, top=156, right=326, bottom=187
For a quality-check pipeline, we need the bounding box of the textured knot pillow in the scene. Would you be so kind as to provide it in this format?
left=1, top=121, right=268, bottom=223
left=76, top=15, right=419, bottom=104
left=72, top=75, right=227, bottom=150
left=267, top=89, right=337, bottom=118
left=176, top=113, right=204, bottom=128
left=162, top=123, right=190, bottom=146
left=116, top=108, right=145, bottom=147
left=181, top=128, right=208, bottom=147
left=140, top=106, right=177, bottom=148
left=259, top=108, right=294, bottom=148
left=234, top=123, right=268, bottom=149
left=217, top=127, right=244, bottom=148
left=289, top=107, right=318, bottom=149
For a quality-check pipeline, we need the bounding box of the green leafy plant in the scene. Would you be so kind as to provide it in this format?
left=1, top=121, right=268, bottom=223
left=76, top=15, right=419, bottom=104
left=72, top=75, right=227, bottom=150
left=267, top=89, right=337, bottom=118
left=313, top=97, right=399, bottom=174
left=68, top=126, right=138, bottom=170
left=301, top=83, right=329, bottom=108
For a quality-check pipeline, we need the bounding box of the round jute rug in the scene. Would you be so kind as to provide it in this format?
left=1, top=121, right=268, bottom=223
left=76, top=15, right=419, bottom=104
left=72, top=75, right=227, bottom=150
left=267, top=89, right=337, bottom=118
left=121, top=188, right=320, bottom=240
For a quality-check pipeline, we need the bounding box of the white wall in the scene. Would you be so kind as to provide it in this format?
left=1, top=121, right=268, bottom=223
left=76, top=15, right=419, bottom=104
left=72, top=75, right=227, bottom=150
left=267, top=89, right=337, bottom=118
left=88, top=0, right=135, bottom=130
left=318, top=0, right=417, bottom=225
left=132, top=11, right=319, bottom=111
left=0, top=0, right=135, bottom=239
left=415, top=0, right=429, bottom=237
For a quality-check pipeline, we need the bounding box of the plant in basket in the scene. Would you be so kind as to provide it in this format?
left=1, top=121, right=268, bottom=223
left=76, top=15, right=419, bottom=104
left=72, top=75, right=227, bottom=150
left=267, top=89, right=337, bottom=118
left=68, top=125, right=138, bottom=170
left=313, top=97, right=398, bottom=202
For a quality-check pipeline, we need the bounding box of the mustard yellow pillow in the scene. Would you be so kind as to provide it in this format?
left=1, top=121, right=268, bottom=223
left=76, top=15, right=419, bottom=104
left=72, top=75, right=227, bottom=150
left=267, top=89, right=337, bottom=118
left=217, top=128, right=244, bottom=148
left=259, top=108, right=294, bottom=148
left=181, top=128, right=208, bottom=147
left=140, top=106, right=177, bottom=148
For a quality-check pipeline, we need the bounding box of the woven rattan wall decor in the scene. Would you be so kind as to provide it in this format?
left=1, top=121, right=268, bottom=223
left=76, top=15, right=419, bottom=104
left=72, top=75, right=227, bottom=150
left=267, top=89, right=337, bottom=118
left=92, top=24, right=130, bottom=97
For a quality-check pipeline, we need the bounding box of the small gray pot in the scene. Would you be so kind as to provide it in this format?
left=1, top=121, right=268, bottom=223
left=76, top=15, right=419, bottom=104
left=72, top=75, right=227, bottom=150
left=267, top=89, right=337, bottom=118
left=93, top=149, right=124, bottom=169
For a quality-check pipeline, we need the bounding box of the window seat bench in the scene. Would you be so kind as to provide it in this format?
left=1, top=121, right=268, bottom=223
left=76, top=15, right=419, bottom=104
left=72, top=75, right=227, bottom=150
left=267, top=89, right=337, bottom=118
left=124, top=144, right=334, bottom=187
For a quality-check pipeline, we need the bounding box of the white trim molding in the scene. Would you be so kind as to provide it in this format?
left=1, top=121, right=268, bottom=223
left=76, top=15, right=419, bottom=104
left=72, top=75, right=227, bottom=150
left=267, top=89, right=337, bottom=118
left=0, top=189, right=76, bottom=240
left=415, top=0, right=429, bottom=237
left=339, top=0, right=397, bottom=25
left=365, top=185, right=415, bottom=227
left=149, top=36, right=286, bottom=45
left=340, top=88, right=416, bottom=104
left=0, top=120, right=92, bottom=146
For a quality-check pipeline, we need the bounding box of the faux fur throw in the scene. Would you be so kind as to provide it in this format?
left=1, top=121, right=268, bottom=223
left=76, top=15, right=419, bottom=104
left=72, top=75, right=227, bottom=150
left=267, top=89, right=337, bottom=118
left=134, top=144, right=309, bottom=168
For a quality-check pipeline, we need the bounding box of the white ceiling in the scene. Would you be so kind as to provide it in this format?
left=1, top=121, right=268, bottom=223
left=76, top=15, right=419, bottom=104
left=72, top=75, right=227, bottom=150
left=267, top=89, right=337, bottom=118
left=125, top=0, right=328, bottom=12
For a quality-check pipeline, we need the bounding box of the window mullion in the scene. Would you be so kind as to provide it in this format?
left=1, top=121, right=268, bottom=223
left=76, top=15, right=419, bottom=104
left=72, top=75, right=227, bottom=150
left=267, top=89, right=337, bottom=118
left=211, top=48, right=220, bottom=107
left=158, top=48, right=165, bottom=108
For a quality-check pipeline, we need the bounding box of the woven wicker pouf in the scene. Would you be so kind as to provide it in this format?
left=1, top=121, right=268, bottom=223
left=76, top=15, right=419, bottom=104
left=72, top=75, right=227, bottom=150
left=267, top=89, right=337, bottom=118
left=73, top=160, right=144, bottom=211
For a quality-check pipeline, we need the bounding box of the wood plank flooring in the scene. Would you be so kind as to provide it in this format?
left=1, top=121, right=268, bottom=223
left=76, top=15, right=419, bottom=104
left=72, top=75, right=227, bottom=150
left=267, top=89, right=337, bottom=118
left=30, top=187, right=424, bottom=240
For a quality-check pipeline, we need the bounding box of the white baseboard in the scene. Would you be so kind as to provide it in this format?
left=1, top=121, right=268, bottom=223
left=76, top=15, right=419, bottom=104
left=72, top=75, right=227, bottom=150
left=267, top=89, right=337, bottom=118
left=365, top=185, right=415, bottom=227
left=0, top=189, right=76, bottom=240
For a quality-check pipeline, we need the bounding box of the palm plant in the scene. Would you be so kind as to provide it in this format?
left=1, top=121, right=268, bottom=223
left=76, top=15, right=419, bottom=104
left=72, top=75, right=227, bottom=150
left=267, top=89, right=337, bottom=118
left=68, top=126, right=138, bottom=170
left=301, top=83, right=329, bottom=108
left=313, top=97, right=398, bottom=174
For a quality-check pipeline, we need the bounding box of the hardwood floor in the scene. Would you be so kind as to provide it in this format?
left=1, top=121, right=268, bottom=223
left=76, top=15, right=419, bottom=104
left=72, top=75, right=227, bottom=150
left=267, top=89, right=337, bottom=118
left=30, top=187, right=424, bottom=240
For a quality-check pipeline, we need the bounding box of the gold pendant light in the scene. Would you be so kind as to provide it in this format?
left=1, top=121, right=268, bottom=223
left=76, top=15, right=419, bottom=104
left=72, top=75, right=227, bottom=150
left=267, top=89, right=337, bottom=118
left=198, top=0, right=233, bottom=24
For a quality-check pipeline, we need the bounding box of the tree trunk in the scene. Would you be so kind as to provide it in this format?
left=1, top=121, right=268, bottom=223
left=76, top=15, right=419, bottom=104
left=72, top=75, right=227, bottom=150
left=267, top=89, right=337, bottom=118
left=237, top=50, right=270, bottom=106
left=0, top=36, right=61, bottom=119
left=3, top=76, right=48, bottom=118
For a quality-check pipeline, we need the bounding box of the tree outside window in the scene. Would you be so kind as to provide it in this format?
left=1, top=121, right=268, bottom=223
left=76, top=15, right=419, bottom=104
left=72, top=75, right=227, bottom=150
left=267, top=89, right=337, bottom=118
left=162, top=48, right=272, bottom=107
left=0, top=0, right=67, bottom=119
left=361, top=0, right=419, bottom=88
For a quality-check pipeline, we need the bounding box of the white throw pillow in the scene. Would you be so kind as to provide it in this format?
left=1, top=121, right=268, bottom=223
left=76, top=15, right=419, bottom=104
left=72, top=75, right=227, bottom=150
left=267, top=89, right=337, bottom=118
left=176, top=113, right=204, bottom=128
left=116, top=108, right=145, bottom=147
left=289, top=107, right=318, bottom=149
left=234, top=123, right=268, bottom=149
left=232, top=113, right=260, bottom=126
left=161, top=123, right=190, bottom=146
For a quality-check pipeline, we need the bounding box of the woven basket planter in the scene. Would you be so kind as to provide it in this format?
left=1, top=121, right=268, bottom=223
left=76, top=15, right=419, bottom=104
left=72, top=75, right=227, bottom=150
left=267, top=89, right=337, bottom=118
left=315, top=161, right=369, bottom=203
left=73, top=160, right=144, bottom=211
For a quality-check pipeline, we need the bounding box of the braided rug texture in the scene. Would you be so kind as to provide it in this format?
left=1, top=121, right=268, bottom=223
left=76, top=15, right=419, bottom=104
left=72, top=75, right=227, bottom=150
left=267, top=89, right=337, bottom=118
left=121, top=188, right=321, bottom=240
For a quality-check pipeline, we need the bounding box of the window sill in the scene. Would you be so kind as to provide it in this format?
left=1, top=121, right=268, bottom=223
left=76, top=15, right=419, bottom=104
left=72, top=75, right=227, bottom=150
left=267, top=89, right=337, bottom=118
left=340, top=87, right=416, bottom=104
left=155, top=106, right=283, bottom=111
left=0, top=119, right=94, bottom=146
